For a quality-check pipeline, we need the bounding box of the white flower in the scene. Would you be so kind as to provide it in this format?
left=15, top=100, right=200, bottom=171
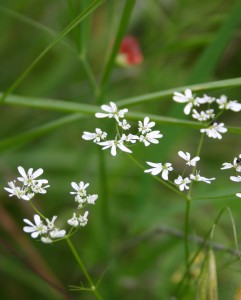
left=236, top=193, right=241, bottom=198
left=121, top=134, right=139, bottom=144
left=4, top=181, right=30, bottom=201
left=23, top=214, right=48, bottom=238
left=41, top=237, right=53, bottom=244
left=139, top=130, right=163, bottom=146
left=174, top=175, right=191, bottom=191
left=196, top=95, right=216, bottom=104
left=178, top=151, right=200, bottom=166
left=67, top=213, right=79, bottom=227
left=192, top=109, right=209, bottom=122
left=200, top=122, right=227, bottom=139
left=70, top=181, right=89, bottom=197
left=144, top=162, right=173, bottom=180
left=82, top=128, right=107, bottom=143
left=98, top=139, right=132, bottom=156
left=78, top=211, right=89, bottom=227
left=31, top=180, right=50, bottom=194
left=230, top=176, right=241, bottom=182
left=95, top=102, right=128, bottom=121
left=49, top=228, right=66, bottom=239
left=46, top=216, right=58, bottom=230
left=221, top=157, right=241, bottom=172
left=190, top=171, right=215, bottom=184
left=205, top=109, right=215, bottom=119
left=86, top=194, right=98, bottom=204
left=138, top=117, right=155, bottom=134
left=17, top=166, right=44, bottom=186
left=118, top=119, right=131, bottom=130
left=173, top=89, right=199, bottom=115
left=216, top=95, right=241, bottom=112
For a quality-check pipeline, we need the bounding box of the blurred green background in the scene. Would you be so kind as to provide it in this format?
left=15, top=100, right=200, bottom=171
left=1, top=0, right=241, bottom=299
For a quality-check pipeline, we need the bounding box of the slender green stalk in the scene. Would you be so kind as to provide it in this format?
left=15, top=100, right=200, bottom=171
left=0, top=0, right=104, bottom=104
left=128, top=154, right=189, bottom=200
left=184, top=133, right=205, bottom=274
left=29, top=201, right=46, bottom=220
left=98, top=0, right=136, bottom=103
left=65, top=237, right=103, bottom=300
left=174, top=207, right=227, bottom=297
left=79, top=55, right=99, bottom=96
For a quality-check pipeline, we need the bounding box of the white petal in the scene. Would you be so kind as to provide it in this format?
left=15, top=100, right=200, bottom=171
left=18, top=166, right=27, bottom=178
left=32, top=168, right=43, bottom=179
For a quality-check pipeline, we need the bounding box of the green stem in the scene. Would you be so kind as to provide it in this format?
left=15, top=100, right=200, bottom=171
left=98, top=0, right=136, bottom=103
left=128, top=154, right=189, bottom=200
left=29, top=201, right=46, bottom=219
left=65, top=237, right=103, bottom=300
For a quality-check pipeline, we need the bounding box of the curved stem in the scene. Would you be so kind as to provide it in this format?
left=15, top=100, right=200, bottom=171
left=29, top=201, right=46, bottom=220
left=65, top=237, right=103, bottom=300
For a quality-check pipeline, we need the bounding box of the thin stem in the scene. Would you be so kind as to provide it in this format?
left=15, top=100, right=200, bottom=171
left=79, top=55, right=99, bottom=96
left=128, top=154, right=189, bottom=200
left=184, top=132, right=205, bottom=274
left=65, top=237, right=103, bottom=300
left=98, top=0, right=136, bottom=103
left=29, top=201, right=46, bottom=220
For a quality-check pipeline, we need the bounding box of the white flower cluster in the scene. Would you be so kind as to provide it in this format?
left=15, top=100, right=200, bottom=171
left=144, top=151, right=215, bottom=191
left=82, top=102, right=163, bottom=156
left=67, top=181, right=98, bottom=227
left=221, top=154, right=241, bottom=198
left=4, top=166, right=49, bottom=201
left=23, top=214, right=66, bottom=244
left=173, top=89, right=241, bottom=139
left=4, top=167, right=98, bottom=243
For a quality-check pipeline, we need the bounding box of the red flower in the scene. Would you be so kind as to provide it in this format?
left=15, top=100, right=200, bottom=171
left=116, top=35, right=143, bottom=66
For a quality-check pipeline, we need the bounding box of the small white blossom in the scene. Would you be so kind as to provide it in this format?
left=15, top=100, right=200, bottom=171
left=78, top=211, right=89, bottom=227
left=118, top=119, right=131, bottom=130
left=144, top=162, right=173, bottom=180
left=121, top=134, right=139, bottom=144
left=139, top=130, right=163, bottom=146
left=196, top=95, right=216, bottom=104
left=174, top=175, right=191, bottom=191
left=190, top=171, right=215, bottom=184
left=86, top=194, right=98, bottom=204
left=31, top=180, right=50, bottom=194
left=192, top=109, right=209, bottom=122
left=49, top=228, right=66, bottom=239
left=95, top=102, right=128, bottom=121
left=221, top=157, right=241, bottom=172
left=41, top=237, right=53, bottom=244
left=98, top=139, right=132, bottom=156
left=4, top=181, right=30, bottom=201
left=173, top=89, right=199, bottom=115
left=178, top=151, right=200, bottom=166
left=205, top=109, right=215, bottom=119
left=82, top=128, right=107, bottom=143
left=67, top=213, right=79, bottom=227
left=46, top=216, right=58, bottom=230
left=138, top=117, right=155, bottom=134
left=236, top=193, right=241, bottom=198
left=230, top=176, right=241, bottom=182
left=200, top=122, right=227, bottom=139
left=216, top=95, right=241, bottom=112
left=17, top=166, right=44, bottom=186
left=23, top=214, right=48, bottom=238
left=70, top=181, right=89, bottom=197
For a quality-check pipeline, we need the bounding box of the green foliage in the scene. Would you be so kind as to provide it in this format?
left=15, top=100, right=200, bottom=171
left=1, top=0, right=241, bottom=299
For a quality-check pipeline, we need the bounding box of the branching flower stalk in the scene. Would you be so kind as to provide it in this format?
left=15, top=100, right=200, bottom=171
left=4, top=166, right=103, bottom=300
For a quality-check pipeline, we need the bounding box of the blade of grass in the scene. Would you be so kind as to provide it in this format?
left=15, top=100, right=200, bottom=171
left=2, top=93, right=241, bottom=133
left=0, top=0, right=105, bottom=104
left=188, top=0, right=241, bottom=83
left=98, top=0, right=136, bottom=103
